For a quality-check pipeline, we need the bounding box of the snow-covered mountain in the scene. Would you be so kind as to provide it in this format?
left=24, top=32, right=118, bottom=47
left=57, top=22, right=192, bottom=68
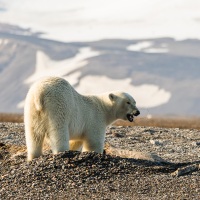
left=0, top=23, right=200, bottom=116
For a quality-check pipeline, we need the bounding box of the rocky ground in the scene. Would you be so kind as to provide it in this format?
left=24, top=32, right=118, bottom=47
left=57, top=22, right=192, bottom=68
left=0, top=123, right=200, bottom=199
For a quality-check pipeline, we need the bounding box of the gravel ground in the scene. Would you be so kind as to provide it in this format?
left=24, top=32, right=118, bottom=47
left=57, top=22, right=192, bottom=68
left=0, top=122, right=200, bottom=199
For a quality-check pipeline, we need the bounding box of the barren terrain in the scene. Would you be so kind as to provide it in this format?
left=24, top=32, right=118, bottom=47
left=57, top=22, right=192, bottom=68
left=0, top=122, right=200, bottom=199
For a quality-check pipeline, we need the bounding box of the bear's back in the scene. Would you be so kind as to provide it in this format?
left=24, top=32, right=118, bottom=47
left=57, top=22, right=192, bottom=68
left=26, top=77, right=78, bottom=113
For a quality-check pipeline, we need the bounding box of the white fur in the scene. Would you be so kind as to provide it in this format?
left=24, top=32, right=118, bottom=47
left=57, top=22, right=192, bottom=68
left=24, top=76, right=139, bottom=161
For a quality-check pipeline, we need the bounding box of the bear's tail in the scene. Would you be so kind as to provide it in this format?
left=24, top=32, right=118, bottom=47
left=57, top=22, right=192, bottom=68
left=34, top=91, right=44, bottom=111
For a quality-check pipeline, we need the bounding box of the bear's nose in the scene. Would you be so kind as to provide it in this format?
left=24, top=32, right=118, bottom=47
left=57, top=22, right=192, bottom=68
left=134, top=110, right=140, bottom=116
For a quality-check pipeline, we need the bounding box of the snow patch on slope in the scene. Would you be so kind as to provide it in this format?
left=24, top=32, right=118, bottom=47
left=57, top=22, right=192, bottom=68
left=76, top=76, right=171, bottom=108
left=25, top=47, right=100, bottom=84
left=127, top=41, right=169, bottom=53
left=0, top=39, right=9, bottom=46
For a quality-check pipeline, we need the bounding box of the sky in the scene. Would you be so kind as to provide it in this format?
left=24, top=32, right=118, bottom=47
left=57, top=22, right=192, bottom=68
left=0, top=0, right=200, bottom=42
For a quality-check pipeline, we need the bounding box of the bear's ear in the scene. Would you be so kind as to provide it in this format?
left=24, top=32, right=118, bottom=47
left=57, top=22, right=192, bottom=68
left=109, top=93, right=116, bottom=101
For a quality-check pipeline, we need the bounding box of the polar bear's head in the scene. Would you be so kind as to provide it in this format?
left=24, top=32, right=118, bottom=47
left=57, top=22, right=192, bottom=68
left=109, top=92, right=140, bottom=122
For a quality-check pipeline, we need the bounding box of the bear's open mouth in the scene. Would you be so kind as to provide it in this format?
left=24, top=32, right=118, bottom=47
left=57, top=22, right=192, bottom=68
left=126, top=114, right=134, bottom=122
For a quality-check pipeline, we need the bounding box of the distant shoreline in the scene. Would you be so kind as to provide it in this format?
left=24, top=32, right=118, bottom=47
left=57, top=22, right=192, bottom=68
left=0, top=113, right=199, bottom=130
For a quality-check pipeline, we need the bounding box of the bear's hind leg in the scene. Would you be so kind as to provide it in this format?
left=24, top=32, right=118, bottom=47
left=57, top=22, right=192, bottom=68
left=26, top=133, right=45, bottom=161
left=48, top=128, right=69, bottom=154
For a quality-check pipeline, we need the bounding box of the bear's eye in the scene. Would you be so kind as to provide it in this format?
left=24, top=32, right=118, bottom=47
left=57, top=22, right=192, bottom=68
left=127, top=102, right=130, bottom=105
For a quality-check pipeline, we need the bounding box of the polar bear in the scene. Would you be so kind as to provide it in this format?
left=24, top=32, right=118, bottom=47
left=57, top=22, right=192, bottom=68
left=24, top=76, right=140, bottom=161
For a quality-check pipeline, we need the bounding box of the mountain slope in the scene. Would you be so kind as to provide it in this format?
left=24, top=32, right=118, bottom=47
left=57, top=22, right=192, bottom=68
left=0, top=24, right=200, bottom=116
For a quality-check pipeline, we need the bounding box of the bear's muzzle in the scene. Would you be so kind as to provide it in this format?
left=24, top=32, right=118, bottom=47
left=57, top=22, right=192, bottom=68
left=127, top=110, right=140, bottom=122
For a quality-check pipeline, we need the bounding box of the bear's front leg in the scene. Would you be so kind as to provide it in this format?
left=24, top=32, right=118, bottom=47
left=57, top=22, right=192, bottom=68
left=82, top=130, right=105, bottom=153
